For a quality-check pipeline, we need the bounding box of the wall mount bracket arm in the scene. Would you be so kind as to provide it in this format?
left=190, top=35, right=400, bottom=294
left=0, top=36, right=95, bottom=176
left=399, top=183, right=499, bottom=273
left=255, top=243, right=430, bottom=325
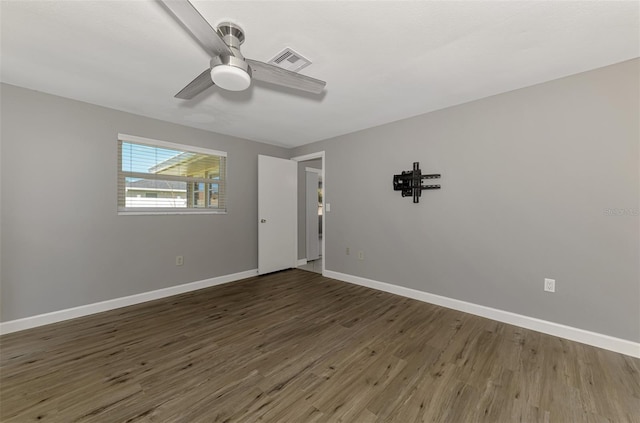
left=393, top=162, right=441, bottom=203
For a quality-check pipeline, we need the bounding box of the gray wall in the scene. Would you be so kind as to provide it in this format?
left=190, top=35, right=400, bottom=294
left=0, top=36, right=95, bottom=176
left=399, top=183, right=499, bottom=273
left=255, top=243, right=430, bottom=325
left=292, top=59, right=640, bottom=342
left=0, top=83, right=288, bottom=321
left=297, top=159, right=322, bottom=260
left=3, top=59, right=638, bottom=343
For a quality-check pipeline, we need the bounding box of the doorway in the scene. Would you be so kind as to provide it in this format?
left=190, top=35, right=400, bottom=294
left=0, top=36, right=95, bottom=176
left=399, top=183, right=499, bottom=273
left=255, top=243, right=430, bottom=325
left=291, top=152, right=325, bottom=275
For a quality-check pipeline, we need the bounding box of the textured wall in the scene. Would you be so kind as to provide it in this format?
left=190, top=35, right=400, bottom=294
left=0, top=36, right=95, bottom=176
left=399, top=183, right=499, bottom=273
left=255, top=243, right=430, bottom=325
left=0, top=84, right=288, bottom=321
left=292, top=59, right=640, bottom=342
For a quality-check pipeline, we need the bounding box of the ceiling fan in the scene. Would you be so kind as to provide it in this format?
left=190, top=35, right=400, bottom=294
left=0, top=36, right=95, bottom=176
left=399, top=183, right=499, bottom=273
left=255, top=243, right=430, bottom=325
left=159, top=0, right=327, bottom=99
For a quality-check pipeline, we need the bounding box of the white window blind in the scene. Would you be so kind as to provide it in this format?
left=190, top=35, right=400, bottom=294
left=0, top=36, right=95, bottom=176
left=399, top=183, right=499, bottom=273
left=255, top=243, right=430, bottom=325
left=118, top=134, right=227, bottom=214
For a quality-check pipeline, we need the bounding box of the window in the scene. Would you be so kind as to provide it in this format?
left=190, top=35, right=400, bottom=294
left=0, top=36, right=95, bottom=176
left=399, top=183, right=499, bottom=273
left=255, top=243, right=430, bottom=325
left=118, top=134, right=227, bottom=214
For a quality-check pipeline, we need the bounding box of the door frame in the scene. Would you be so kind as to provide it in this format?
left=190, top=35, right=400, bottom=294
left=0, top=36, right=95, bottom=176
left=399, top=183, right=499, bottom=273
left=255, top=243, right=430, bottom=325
left=305, top=167, right=322, bottom=261
left=291, top=151, right=325, bottom=276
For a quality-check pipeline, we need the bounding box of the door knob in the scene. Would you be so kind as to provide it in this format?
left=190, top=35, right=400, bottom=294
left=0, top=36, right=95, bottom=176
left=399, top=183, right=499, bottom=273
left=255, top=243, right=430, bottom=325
left=260, top=219, right=267, bottom=223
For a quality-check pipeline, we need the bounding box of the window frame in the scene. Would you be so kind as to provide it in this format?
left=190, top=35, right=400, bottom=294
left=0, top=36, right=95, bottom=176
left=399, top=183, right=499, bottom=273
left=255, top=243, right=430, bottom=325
left=117, top=133, right=227, bottom=215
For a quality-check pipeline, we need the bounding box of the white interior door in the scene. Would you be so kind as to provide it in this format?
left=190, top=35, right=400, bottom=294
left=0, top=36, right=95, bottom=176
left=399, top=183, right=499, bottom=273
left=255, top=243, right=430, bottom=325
left=306, top=170, right=320, bottom=261
left=258, top=155, right=297, bottom=275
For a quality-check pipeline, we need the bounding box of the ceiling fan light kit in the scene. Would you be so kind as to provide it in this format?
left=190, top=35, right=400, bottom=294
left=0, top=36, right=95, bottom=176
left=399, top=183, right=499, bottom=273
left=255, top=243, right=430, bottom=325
left=160, top=0, right=326, bottom=98
left=210, top=56, right=251, bottom=91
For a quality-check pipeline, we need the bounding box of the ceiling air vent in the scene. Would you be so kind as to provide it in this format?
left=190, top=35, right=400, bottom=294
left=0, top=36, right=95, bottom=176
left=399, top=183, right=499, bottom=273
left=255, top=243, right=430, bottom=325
left=267, top=48, right=312, bottom=73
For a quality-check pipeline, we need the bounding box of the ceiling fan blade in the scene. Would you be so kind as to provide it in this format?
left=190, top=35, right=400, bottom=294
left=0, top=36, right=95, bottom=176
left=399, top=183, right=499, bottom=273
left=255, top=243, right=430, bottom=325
left=175, top=68, right=214, bottom=99
left=246, top=60, right=326, bottom=94
left=159, top=0, right=232, bottom=57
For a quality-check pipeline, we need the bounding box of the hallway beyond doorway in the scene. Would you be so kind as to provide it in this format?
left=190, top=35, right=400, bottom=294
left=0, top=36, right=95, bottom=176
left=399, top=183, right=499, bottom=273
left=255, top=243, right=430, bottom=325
left=299, top=258, right=322, bottom=274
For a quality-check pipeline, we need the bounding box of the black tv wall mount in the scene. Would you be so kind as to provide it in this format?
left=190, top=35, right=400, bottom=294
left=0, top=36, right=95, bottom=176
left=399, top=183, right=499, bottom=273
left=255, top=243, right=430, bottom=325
left=393, top=162, right=441, bottom=203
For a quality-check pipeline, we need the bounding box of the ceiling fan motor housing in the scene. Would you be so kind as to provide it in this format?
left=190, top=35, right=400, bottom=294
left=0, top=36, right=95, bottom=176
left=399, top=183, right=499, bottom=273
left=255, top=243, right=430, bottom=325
left=210, top=22, right=252, bottom=91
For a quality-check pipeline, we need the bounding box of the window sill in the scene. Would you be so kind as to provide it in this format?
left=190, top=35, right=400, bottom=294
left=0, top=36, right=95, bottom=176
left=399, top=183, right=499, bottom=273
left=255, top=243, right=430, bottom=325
left=118, top=209, right=227, bottom=216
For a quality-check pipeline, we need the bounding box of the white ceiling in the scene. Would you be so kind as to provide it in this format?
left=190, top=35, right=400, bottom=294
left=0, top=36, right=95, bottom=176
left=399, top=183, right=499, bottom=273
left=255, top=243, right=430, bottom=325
left=1, top=1, right=638, bottom=148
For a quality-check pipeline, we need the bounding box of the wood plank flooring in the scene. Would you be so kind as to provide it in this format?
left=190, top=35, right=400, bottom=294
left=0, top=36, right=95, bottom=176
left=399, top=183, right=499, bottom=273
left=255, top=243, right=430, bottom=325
left=1, top=269, right=639, bottom=422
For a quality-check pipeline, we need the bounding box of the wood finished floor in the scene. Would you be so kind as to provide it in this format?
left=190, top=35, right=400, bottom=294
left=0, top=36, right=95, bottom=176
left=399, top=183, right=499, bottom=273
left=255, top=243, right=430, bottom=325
left=1, top=270, right=639, bottom=422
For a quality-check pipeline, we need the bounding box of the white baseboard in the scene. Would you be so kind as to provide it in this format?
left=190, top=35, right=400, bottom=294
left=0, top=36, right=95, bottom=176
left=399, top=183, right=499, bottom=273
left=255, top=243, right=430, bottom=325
left=4, top=268, right=637, bottom=358
left=0, top=269, right=258, bottom=335
left=297, top=259, right=308, bottom=266
left=324, top=270, right=640, bottom=358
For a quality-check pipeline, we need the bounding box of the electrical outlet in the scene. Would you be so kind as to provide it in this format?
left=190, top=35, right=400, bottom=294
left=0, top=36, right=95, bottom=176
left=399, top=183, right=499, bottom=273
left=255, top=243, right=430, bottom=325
left=544, top=278, right=555, bottom=292
left=176, top=255, right=184, bottom=266
left=358, top=251, right=364, bottom=260
left=346, top=247, right=350, bottom=255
